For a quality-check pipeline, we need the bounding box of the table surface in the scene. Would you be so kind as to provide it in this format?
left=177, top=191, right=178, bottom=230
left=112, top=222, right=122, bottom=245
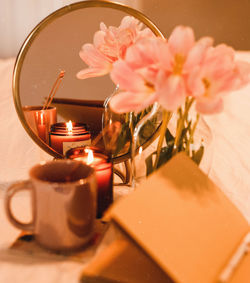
left=0, top=52, right=250, bottom=282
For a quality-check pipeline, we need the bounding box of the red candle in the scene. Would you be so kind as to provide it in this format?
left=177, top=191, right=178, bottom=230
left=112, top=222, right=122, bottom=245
left=49, top=121, right=91, bottom=155
left=51, top=122, right=88, bottom=132
left=37, top=112, right=46, bottom=142
left=23, top=106, right=57, bottom=144
left=66, top=146, right=113, bottom=218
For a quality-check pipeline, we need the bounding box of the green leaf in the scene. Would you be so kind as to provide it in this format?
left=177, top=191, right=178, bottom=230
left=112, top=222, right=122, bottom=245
left=145, top=153, right=154, bottom=176
left=192, top=145, right=204, bottom=165
left=145, top=144, right=175, bottom=176
left=157, top=145, right=174, bottom=169
left=113, top=122, right=130, bottom=156
left=165, top=129, right=174, bottom=143
left=178, top=122, right=191, bottom=151
left=140, top=120, right=155, bottom=139
left=112, top=105, right=157, bottom=157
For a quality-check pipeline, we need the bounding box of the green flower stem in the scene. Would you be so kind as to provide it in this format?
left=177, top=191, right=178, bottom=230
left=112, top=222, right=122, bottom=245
left=154, top=110, right=172, bottom=170
left=186, top=113, right=200, bottom=154
left=173, top=98, right=194, bottom=154
left=125, top=112, right=129, bottom=123
left=173, top=108, right=183, bottom=153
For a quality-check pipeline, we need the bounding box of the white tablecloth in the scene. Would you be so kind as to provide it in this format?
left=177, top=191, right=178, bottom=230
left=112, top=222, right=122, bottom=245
left=204, top=52, right=250, bottom=222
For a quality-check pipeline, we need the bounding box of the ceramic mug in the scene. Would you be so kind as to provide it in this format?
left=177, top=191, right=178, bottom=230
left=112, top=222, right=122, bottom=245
left=5, top=160, right=97, bottom=252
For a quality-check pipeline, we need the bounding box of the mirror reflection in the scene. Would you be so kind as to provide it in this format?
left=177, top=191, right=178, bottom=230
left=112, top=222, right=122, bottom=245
left=15, top=2, right=163, bottom=160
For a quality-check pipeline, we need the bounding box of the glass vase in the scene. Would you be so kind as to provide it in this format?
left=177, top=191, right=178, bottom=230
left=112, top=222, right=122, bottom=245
left=102, top=89, right=162, bottom=187
left=166, top=110, right=213, bottom=175
left=130, top=108, right=213, bottom=187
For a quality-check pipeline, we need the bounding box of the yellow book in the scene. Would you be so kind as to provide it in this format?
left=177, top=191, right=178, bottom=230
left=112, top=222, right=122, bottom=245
left=81, top=153, right=250, bottom=283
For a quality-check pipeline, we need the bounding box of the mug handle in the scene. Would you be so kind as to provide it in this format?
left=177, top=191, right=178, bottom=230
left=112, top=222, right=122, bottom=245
left=4, top=180, right=35, bottom=231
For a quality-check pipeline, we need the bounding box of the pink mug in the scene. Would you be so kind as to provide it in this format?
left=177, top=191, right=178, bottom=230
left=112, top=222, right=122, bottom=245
left=5, top=160, right=97, bottom=252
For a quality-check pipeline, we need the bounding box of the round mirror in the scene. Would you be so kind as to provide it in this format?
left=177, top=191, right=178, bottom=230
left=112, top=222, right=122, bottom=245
left=13, top=0, right=164, bottom=162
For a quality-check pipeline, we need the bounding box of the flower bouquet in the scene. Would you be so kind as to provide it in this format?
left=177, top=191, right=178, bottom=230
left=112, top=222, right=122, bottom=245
left=77, top=16, right=250, bottom=177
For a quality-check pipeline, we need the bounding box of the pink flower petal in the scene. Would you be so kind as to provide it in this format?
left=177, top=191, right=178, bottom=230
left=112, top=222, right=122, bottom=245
left=187, top=43, right=246, bottom=99
left=138, top=66, right=159, bottom=86
left=187, top=67, right=205, bottom=96
left=156, top=39, right=173, bottom=71
left=125, top=38, right=160, bottom=69
left=77, top=16, right=155, bottom=81
left=234, top=60, right=250, bottom=87
left=195, top=97, right=223, bottom=114
left=79, top=44, right=113, bottom=66
left=76, top=44, right=112, bottom=79
left=100, top=22, right=107, bottom=31
left=157, top=73, right=187, bottom=111
left=109, top=91, right=157, bottom=113
left=210, top=70, right=237, bottom=94
left=77, top=44, right=112, bottom=79
left=93, top=30, right=106, bottom=48
left=110, top=60, right=148, bottom=92
left=203, top=44, right=235, bottom=78
left=184, top=37, right=213, bottom=71
left=76, top=67, right=110, bottom=79
left=120, top=16, right=139, bottom=30
left=168, top=26, right=195, bottom=57
left=139, top=28, right=155, bottom=39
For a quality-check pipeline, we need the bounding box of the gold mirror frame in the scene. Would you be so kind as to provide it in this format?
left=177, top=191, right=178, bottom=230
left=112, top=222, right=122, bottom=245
left=13, top=0, right=164, bottom=162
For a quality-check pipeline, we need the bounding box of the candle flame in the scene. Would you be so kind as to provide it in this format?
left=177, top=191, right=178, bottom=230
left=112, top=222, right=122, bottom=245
left=66, top=120, right=73, bottom=134
left=87, top=149, right=94, bottom=165
left=139, top=146, right=143, bottom=155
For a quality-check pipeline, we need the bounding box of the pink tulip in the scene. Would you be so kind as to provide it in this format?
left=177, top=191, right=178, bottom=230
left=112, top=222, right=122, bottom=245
left=76, top=16, right=154, bottom=80
left=109, top=59, right=157, bottom=113
left=76, top=44, right=113, bottom=79
left=111, top=60, right=149, bottom=93
left=109, top=90, right=158, bottom=114
left=109, top=37, right=165, bottom=113
left=77, top=19, right=250, bottom=116
left=157, top=72, right=187, bottom=111
left=109, top=26, right=213, bottom=113
left=125, top=37, right=164, bottom=70
left=188, top=44, right=250, bottom=114
left=155, top=26, right=213, bottom=111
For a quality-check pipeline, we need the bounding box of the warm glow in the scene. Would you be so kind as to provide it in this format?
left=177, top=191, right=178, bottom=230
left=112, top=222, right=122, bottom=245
left=40, top=112, right=44, bottom=125
left=66, top=120, right=73, bottom=134
left=87, top=149, right=94, bottom=165
left=139, top=146, right=143, bottom=155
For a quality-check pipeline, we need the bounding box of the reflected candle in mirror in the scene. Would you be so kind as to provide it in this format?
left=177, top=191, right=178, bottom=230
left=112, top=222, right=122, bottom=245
left=23, top=106, right=57, bottom=144
left=66, top=146, right=113, bottom=218
left=37, top=112, right=46, bottom=142
left=49, top=121, right=91, bottom=155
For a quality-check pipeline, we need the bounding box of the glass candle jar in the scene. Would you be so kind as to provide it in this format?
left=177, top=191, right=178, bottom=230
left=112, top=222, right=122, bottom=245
left=49, top=122, right=91, bottom=155
left=23, top=106, right=57, bottom=144
left=66, top=146, right=113, bottom=218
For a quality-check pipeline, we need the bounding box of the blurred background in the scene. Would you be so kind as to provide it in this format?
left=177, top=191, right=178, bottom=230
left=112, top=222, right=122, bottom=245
left=0, top=0, right=249, bottom=58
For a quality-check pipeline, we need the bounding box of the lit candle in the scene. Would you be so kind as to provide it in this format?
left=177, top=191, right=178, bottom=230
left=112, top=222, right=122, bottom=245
left=23, top=106, right=57, bottom=144
left=37, top=111, right=46, bottom=142
left=66, top=146, right=113, bottom=218
left=49, top=121, right=91, bottom=155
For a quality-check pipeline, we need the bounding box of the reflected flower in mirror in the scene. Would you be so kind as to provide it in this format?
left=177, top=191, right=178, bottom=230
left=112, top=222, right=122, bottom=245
left=76, top=16, right=155, bottom=79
